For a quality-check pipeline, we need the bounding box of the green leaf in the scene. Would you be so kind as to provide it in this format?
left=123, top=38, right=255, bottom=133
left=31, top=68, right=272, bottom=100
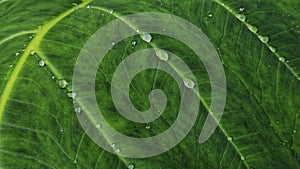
left=0, top=0, right=300, bottom=168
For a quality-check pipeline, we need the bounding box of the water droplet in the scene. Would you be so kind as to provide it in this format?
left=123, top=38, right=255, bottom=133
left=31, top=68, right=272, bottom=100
left=237, top=14, right=246, bottom=21
left=30, top=50, right=35, bottom=55
left=127, top=164, right=135, bottom=169
left=51, top=75, right=55, bottom=80
left=15, top=52, right=20, bottom=56
left=246, top=24, right=258, bottom=33
left=227, top=136, right=233, bottom=141
left=96, top=124, right=102, bottom=129
left=115, top=148, right=121, bottom=153
left=163, top=28, right=166, bottom=32
left=112, top=42, right=116, bottom=46
left=145, top=125, right=151, bottom=129
left=38, top=25, right=42, bottom=29
left=29, top=35, right=33, bottom=39
left=258, top=36, right=269, bottom=43
left=131, top=40, right=137, bottom=46
left=269, top=46, right=276, bottom=52
left=38, top=59, right=45, bottom=67
left=72, top=3, right=78, bottom=6
left=60, top=129, right=64, bottom=132
left=9, top=64, right=13, bottom=68
left=183, top=78, right=195, bottom=89
left=279, top=57, right=285, bottom=62
left=74, top=107, right=81, bottom=114
left=67, top=92, right=76, bottom=99
left=239, top=7, right=245, bottom=12
left=136, top=29, right=140, bottom=33
left=108, top=9, right=113, bottom=14
left=141, top=33, right=152, bottom=43
left=59, top=79, right=67, bottom=88
left=155, top=49, right=169, bottom=61
left=73, top=160, right=77, bottom=164
left=86, top=5, right=90, bottom=9
left=208, top=13, right=213, bottom=18
left=111, top=143, right=116, bottom=148
left=241, top=156, right=245, bottom=161
left=293, top=130, right=297, bottom=133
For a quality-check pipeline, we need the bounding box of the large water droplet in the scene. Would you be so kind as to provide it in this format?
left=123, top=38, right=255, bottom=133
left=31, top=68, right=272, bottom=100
left=141, top=33, right=152, bottom=43
left=183, top=78, right=195, bottom=89
left=38, top=59, right=45, bottom=67
left=278, top=57, right=285, bottom=62
left=127, top=164, right=135, bottom=169
left=258, top=36, right=269, bottom=43
left=59, top=79, right=67, bottom=88
left=155, top=49, right=169, bottom=61
left=237, top=14, right=246, bottom=21
left=246, top=24, right=258, bottom=33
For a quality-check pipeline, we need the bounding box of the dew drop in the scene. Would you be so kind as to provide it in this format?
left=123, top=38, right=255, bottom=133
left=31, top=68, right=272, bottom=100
left=239, top=7, right=245, bottom=12
left=72, top=3, right=78, bottom=6
left=58, top=79, right=67, bottom=88
left=9, top=64, right=13, bottom=68
left=112, top=42, right=116, bottom=46
left=67, top=92, right=76, bottom=99
left=269, top=46, right=276, bottom=53
left=136, top=29, right=140, bottom=33
left=141, top=33, right=152, bottom=43
left=115, top=148, right=121, bottom=153
left=38, top=59, right=45, bottom=67
left=74, top=107, right=81, bottom=114
left=86, top=5, right=90, bottom=9
left=258, top=35, right=269, bottom=43
left=30, top=50, right=36, bottom=55
left=51, top=75, right=55, bottom=80
left=60, top=129, right=64, bottom=132
left=96, top=124, right=102, bottom=129
left=155, top=49, right=169, bottom=61
left=29, top=35, right=33, bottom=39
left=111, top=143, right=116, bottom=148
left=293, top=130, right=297, bottom=133
left=38, top=25, right=42, bottom=29
left=183, top=78, right=195, bottom=89
left=208, top=13, right=213, bottom=18
left=108, top=9, right=113, bottom=14
left=145, top=125, right=151, bottom=129
left=278, top=57, right=285, bottom=62
left=241, top=156, right=245, bottom=161
left=131, top=40, right=137, bottom=46
left=73, top=160, right=77, bottom=164
left=237, top=14, right=246, bottom=21
left=127, top=164, right=135, bottom=169
left=163, top=28, right=166, bottom=32
left=227, top=136, right=233, bottom=141
left=246, top=24, right=258, bottom=33
left=15, top=52, right=20, bottom=56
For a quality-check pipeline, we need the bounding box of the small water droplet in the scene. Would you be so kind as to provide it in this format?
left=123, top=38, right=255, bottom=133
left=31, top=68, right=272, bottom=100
left=115, top=148, right=121, bottom=153
left=59, top=79, right=67, bottom=88
left=60, top=129, right=64, bottom=132
left=111, top=143, right=116, bottom=148
left=73, top=160, right=77, bottom=164
left=239, top=7, right=245, bottom=12
left=38, top=25, right=42, bottom=29
left=127, top=164, right=135, bottom=169
left=86, top=5, right=90, bottom=9
left=29, top=36, right=33, bottom=39
left=293, top=130, right=297, bottom=133
left=96, top=124, right=102, bottom=129
left=145, top=125, right=151, bottom=129
left=246, top=24, right=258, bottom=33
left=38, top=59, right=45, bottom=67
left=141, top=33, right=152, bottom=43
left=30, top=50, right=35, bottom=55
left=108, top=9, right=113, bottom=14
left=227, top=136, right=233, bottom=141
left=136, top=29, right=140, bottom=33
left=9, top=64, right=13, bottom=68
left=208, top=13, right=213, bottom=18
left=155, top=49, right=169, bottom=61
left=269, top=46, right=276, bottom=52
left=258, top=35, right=269, bottom=43
left=15, top=52, right=20, bottom=56
left=278, top=57, right=285, bottom=62
left=72, top=3, right=78, bottom=6
left=67, top=92, right=76, bottom=99
left=183, top=78, right=195, bottom=89
left=75, top=107, right=81, bottom=114
left=131, top=40, right=137, bottom=46
left=237, top=14, right=246, bottom=21
left=241, top=156, right=245, bottom=161
left=112, top=42, right=116, bottom=46
left=51, top=75, right=55, bottom=80
left=163, top=28, right=166, bottom=32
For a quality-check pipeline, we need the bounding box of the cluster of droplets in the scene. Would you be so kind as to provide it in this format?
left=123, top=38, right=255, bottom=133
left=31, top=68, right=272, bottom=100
left=111, top=143, right=121, bottom=154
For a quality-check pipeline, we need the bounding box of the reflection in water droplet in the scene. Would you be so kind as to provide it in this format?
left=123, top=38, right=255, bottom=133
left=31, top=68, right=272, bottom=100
left=258, top=36, right=269, bottom=43
left=38, top=59, right=45, bottom=67
left=59, top=79, right=67, bottom=88
left=131, top=40, right=137, bottom=46
left=183, top=78, right=195, bottom=89
left=155, top=49, right=169, bottom=61
left=75, top=107, right=81, bottom=114
left=246, top=24, right=258, bottom=33
left=237, top=14, right=246, bottom=21
left=96, top=124, right=102, bottom=129
left=127, top=164, right=135, bottom=169
left=141, top=33, right=152, bottom=43
left=278, top=57, right=285, bottom=62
